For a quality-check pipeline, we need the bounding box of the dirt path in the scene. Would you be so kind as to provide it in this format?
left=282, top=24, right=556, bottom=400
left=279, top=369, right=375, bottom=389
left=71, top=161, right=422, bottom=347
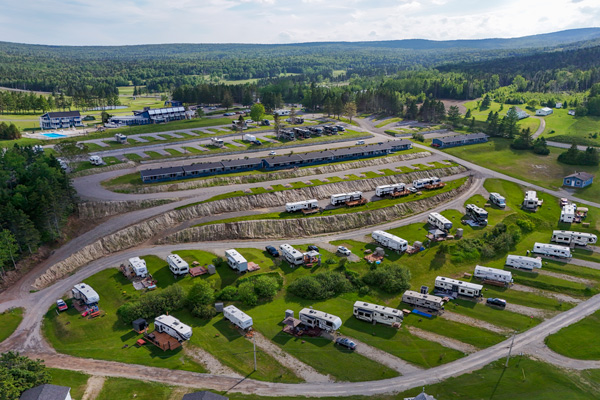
left=406, top=326, right=477, bottom=354
left=504, top=302, right=556, bottom=319
left=440, top=311, right=510, bottom=334
left=81, top=376, right=105, bottom=400
left=249, top=331, right=333, bottom=383
left=537, top=270, right=595, bottom=285
left=184, top=346, right=243, bottom=378
left=511, top=283, right=582, bottom=304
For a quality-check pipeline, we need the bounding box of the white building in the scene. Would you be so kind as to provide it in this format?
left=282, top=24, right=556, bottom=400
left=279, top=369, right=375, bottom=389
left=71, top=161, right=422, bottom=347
left=552, top=230, right=597, bottom=246
left=560, top=204, right=576, bottom=223
left=223, top=305, right=253, bottom=330
left=20, top=384, right=72, bottom=400
left=128, top=257, right=148, bottom=277
left=167, top=254, right=189, bottom=275
left=298, top=308, right=342, bottom=332
left=536, top=107, right=553, bottom=116
left=372, top=230, right=408, bottom=252
left=279, top=244, right=304, bottom=265
left=556, top=102, right=563, bottom=109
left=71, top=283, right=99, bottom=305
left=434, top=276, right=483, bottom=298
left=533, top=242, right=572, bottom=258
left=154, top=314, right=192, bottom=341
left=428, top=212, right=453, bottom=231
left=353, top=301, right=403, bottom=326
left=225, top=249, right=248, bottom=272
left=474, top=265, right=513, bottom=284
left=509, top=107, right=529, bottom=120
left=505, top=255, right=543, bottom=270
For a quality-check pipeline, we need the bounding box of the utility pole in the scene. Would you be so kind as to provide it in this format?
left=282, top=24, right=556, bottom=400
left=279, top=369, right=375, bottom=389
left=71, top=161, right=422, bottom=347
left=253, top=333, right=257, bottom=372
left=505, top=331, right=516, bottom=367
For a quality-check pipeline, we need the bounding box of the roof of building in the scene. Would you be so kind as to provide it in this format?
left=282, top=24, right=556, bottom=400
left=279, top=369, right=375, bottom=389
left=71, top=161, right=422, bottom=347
left=182, top=391, right=229, bottom=400
left=140, top=166, right=184, bottom=178
left=221, top=158, right=263, bottom=168
left=299, top=150, right=335, bottom=162
left=43, top=111, right=81, bottom=118
left=183, top=162, right=224, bottom=173
left=263, top=154, right=305, bottom=165
left=538, top=107, right=553, bottom=112
left=20, top=384, right=71, bottom=400
left=565, top=171, right=594, bottom=181
left=435, top=133, right=488, bottom=143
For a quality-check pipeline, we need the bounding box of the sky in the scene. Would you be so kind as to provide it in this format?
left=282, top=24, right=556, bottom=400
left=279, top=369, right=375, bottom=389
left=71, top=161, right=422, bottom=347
left=1, top=0, right=599, bottom=45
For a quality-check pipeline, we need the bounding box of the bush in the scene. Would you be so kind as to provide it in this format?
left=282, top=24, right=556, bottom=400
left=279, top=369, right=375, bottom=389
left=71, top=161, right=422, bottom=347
left=117, top=285, right=185, bottom=324
left=252, top=275, right=279, bottom=299
left=186, top=280, right=214, bottom=308
left=412, top=133, right=425, bottom=142
left=363, top=264, right=411, bottom=293
left=237, top=281, right=258, bottom=306
left=216, top=286, right=238, bottom=301
left=192, top=304, right=217, bottom=320
left=288, top=271, right=353, bottom=300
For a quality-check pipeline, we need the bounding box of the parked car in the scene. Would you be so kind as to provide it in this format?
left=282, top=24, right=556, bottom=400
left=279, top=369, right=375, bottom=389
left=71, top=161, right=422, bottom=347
left=337, top=246, right=351, bottom=256
left=56, top=299, right=68, bottom=312
left=335, top=337, right=357, bottom=350
left=486, top=298, right=507, bottom=308
left=355, top=140, right=365, bottom=145
left=408, top=187, right=418, bottom=193
left=246, top=119, right=254, bottom=124
left=265, top=245, right=280, bottom=257
left=268, top=151, right=277, bottom=156
left=224, top=112, right=235, bottom=116
left=335, top=125, right=346, bottom=132
left=307, top=245, right=319, bottom=252
left=261, top=119, right=271, bottom=126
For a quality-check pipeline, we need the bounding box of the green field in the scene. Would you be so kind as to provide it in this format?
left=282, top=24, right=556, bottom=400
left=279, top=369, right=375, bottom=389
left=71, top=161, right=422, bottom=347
left=96, top=377, right=174, bottom=400
left=0, top=307, right=23, bottom=343
left=463, top=100, right=541, bottom=131
left=48, top=368, right=89, bottom=400
left=541, top=108, right=600, bottom=146
left=546, top=309, right=600, bottom=360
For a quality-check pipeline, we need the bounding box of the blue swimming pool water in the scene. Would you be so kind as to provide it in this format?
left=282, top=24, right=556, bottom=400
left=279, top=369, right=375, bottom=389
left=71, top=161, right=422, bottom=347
left=42, top=133, right=67, bottom=138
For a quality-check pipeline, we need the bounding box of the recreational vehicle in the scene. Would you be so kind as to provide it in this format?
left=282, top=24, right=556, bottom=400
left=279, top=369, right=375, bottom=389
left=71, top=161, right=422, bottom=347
left=128, top=257, right=148, bottom=278
left=375, top=183, right=406, bottom=197
left=533, top=243, right=572, bottom=259
left=279, top=244, right=304, bottom=265
left=505, top=255, right=543, bottom=270
left=413, top=177, right=441, bottom=189
left=210, top=137, right=224, bottom=147
left=353, top=301, right=403, bottom=326
left=522, top=191, right=542, bottom=210
left=428, top=212, right=453, bottom=231
left=89, top=155, right=103, bottom=166
left=167, top=254, right=189, bottom=275
left=560, top=204, right=576, bottom=223
left=401, top=290, right=445, bottom=311
left=115, top=133, right=127, bottom=144
left=466, top=204, right=488, bottom=225
left=330, top=191, right=362, bottom=206
left=242, top=134, right=256, bottom=142
left=285, top=199, right=319, bottom=213
left=225, top=249, right=248, bottom=272
left=223, top=305, right=253, bottom=330
left=274, top=109, right=291, bottom=116
left=434, top=276, right=483, bottom=298
left=371, top=230, right=408, bottom=252
left=489, top=192, right=506, bottom=208
left=552, top=230, right=598, bottom=246
left=474, top=265, right=513, bottom=284
left=154, top=315, right=192, bottom=342
left=72, top=283, right=99, bottom=305
left=298, top=308, right=342, bottom=332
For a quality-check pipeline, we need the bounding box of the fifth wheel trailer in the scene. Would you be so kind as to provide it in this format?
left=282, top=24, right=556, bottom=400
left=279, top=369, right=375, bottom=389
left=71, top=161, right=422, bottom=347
left=505, top=255, right=542, bottom=271
left=225, top=249, right=248, bottom=272
left=330, top=191, right=362, bottom=206
left=533, top=243, right=572, bottom=258
left=428, top=212, right=453, bottom=231
left=223, top=305, right=253, bottom=330
left=72, top=283, right=99, bottom=305
left=154, top=315, right=192, bottom=342
left=552, top=230, right=597, bottom=246
left=371, top=230, right=408, bottom=252
left=375, top=183, right=405, bottom=197
left=279, top=244, right=304, bottom=266
left=285, top=199, right=319, bottom=213
left=434, top=276, right=483, bottom=298
left=353, top=301, right=403, bottom=326
left=401, top=291, right=445, bottom=311
left=167, top=254, right=189, bottom=275
left=299, top=308, right=342, bottom=332
left=474, top=265, right=513, bottom=284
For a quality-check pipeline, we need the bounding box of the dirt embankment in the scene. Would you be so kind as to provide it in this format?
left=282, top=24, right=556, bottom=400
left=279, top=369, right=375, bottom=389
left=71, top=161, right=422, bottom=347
left=78, top=198, right=176, bottom=220
left=71, top=161, right=137, bottom=178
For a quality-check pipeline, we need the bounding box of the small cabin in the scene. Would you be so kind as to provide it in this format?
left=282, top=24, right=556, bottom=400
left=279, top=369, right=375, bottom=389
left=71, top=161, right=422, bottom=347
left=563, top=172, right=594, bottom=188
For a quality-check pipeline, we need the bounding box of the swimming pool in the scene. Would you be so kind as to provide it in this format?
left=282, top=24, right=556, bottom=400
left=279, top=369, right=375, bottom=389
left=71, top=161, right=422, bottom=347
left=42, top=133, right=67, bottom=138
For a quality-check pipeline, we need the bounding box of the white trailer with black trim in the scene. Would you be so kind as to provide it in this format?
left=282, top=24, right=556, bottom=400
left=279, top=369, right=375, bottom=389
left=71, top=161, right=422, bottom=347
left=167, top=254, right=189, bottom=275
left=401, top=290, right=445, bottom=311
left=279, top=244, right=304, bottom=266
left=375, top=183, right=405, bottom=197
left=533, top=243, right=572, bottom=259
left=552, top=230, right=597, bottom=246
left=489, top=192, right=506, bottom=208
left=413, top=177, right=441, bottom=189
left=128, top=257, right=148, bottom=278
left=560, top=204, right=576, bottom=223
left=154, top=315, right=192, bottom=342
left=474, top=265, right=513, bottom=284
left=225, top=249, right=248, bottom=272
left=466, top=204, right=488, bottom=225
left=72, top=283, right=100, bottom=305
left=434, top=276, right=483, bottom=298
left=505, top=255, right=542, bottom=270
left=371, top=230, right=408, bottom=252
left=285, top=199, right=319, bottom=213
left=223, top=305, right=253, bottom=330
left=523, top=190, right=542, bottom=210
left=353, top=301, right=403, bottom=326
left=330, top=191, right=362, bottom=206
left=428, top=212, right=453, bottom=231
left=299, top=308, right=342, bottom=332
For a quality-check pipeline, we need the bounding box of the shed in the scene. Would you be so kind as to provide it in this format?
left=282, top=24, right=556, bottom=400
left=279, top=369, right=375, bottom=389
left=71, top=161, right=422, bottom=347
left=20, top=384, right=71, bottom=400
left=535, top=107, right=553, bottom=116
left=563, top=172, right=594, bottom=188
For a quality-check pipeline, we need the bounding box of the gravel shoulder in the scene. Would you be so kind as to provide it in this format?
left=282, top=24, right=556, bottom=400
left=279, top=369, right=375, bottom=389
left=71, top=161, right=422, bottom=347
left=406, top=326, right=477, bottom=354
left=511, top=283, right=582, bottom=304
left=184, top=346, right=243, bottom=378
left=440, top=311, right=510, bottom=334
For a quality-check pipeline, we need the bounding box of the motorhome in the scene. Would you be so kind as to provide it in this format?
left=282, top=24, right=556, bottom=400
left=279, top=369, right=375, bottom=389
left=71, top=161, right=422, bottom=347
left=279, top=244, right=304, bottom=266
left=210, top=137, right=224, bottom=147
left=223, top=305, right=253, bottom=330
left=298, top=308, right=342, bottom=332
left=154, top=315, right=192, bottom=342
left=533, top=243, right=572, bottom=259
left=242, top=133, right=256, bottom=142
left=466, top=204, right=488, bottom=225
left=330, top=191, right=362, bottom=206
left=128, top=257, right=148, bottom=278
left=371, top=230, right=408, bottom=252
left=167, top=254, right=189, bottom=275
left=89, top=155, right=103, bottom=166
left=560, top=204, right=576, bottom=223
left=434, top=276, right=483, bottom=298
left=413, top=177, right=441, bottom=189
left=353, top=301, right=403, bottom=326
left=505, top=255, right=543, bottom=270
left=285, top=199, right=319, bottom=213
left=523, top=190, right=542, bottom=210
left=274, top=109, right=291, bottom=116
left=225, top=249, right=248, bottom=272
left=401, top=290, right=445, bottom=311
left=474, top=265, right=513, bottom=284
left=428, top=212, right=453, bottom=231
left=489, top=192, right=506, bottom=208
left=115, top=133, right=127, bottom=144
left=72, top=283, right=99, bottom=305
left=552, top=230, right=597, bottom=246
left=375, top=183, right=405, bottom=197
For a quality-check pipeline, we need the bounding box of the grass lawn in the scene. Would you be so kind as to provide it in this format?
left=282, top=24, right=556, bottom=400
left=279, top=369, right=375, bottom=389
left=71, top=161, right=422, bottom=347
left=375, top=117, right=402, bottom=128
left=546, top=309, right=600, bottom=360
left=124, top=153, right=144, bottom=161
left=541, top=108, right=600, bottom=146
left=0, top=307, right=23, bottom=343
left=446, top=299, right=542, bottom=331
left=96, top=377, right=174, bottom=400
left=48, top=368, right=89, bottom=400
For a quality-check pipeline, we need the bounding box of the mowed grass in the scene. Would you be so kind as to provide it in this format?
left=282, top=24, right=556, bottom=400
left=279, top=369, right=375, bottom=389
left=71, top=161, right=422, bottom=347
left=546, top=309, right=600, bottom=360
left=48, top=368, right=89, bottom=400
left=541, top=107, right=600, bottom=146
left=447, top=299, right=542, bottom=331
left=96, top=377, right=174, bottom=400
left=0, top=307, right=23, bottom=343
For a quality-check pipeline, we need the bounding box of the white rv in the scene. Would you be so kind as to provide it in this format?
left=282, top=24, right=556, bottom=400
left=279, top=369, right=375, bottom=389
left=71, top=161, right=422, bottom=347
left=167, top=254, right=189, bottom=275
left=552, top=230, right=597, bottom=246
left=353, top=301, right=403, bottom=326
left=560, top=204, right=576, bottom=223
left=89, top=155, right=103, bottom=166
left=128, top=257, right=148, bottom=278
left=401, top=290, right=445, bottom=311
left=523, top=191, right=542, bottom=210
left=466, top=204, right=488, bottom=225
left=505, top=255, right=543, bottom=271
left=210, top=137, right=224, bottom=147
left=375, top=183, right=405, bottom=197
left=330, top=191, right=362, bottom=206
left=428, top=212, right=453, bottom=231
left=298, top=308, right=342, bottom=332
left=279, top=244, right=304, bottom=266
left=474, top=265, right=513, bottom=284
left=72, top=283, right=100, bottom=305
left=434, top=276, right=483, bottom=298
left=154, top=315, right=192, bottom=342
left=533, top=243, right=572, bottom=259
left=225, top=249, right=248, bottom=272
left=413, top=177, right=441, bottom=189
left=223, top=305, right=253, bottom=330
left=115, top=133, right=127, bottom=144
left=489, top=192, right=506, bottom=208
left=242, top=134, right=256, bottom=142
left=285, top=199, right=319, bottom=213
left=274, top=109, right=291, bottom=116
left=371, top=230, right=408, bottom=252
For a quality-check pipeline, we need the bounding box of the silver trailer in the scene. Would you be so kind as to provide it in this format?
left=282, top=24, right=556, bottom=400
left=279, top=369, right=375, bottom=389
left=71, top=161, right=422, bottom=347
left=434, top=276, right=483, bottom=298
left=505, top=255, right=542, bottom=270
left=372, top=230, right=408, bottom=252
left=330, top=191, right=362, bottom=206
left=299, top=308, right=342, bottom=332
left=285, top=199, right=319, bottom=213
left=533, top=242, right=571, bottom=258
left=552, top=230, right=597, bottom=246
left=428, top=212, right=453, bottom=231
left=474, top=265, right=513, bottom=284
left=375, top=183, right=405, bottom=197
left=353, top=301, right=403, bottom=326
left=401, top=290, right=445, bottom=311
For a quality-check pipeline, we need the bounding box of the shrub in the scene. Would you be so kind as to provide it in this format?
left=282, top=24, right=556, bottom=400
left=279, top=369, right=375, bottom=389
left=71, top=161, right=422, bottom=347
left=237, top=281, right=258, bottom=306
left=186, top=280, right=214, bottom=308
left=288, top=271, right=353, bottom=300
left=192, top=304, right=217, bottom=320
left=216, top=286, right=238, bottom=301
left=117, top=285, right=185, bottom=324
left=252, top=275, right=279, bottom=299
left=363, top=264, right=411, bottom=293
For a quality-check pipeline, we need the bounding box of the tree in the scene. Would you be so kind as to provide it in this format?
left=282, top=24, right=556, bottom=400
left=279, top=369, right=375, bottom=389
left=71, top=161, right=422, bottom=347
left=510, top=127, right=533, bottom=150
left=363, top=264, right=411, bottom=293
left=344, top=101, right=357, bottom=123
left=54, top=140, right=89, bottom=162
left=480, top=94, right=492, bottom=109
left=253, top=275, right=278, bottom=299
left=464, top=109, right=472, bottom=119
left=446, top=105, right=461, bottom=126
left=502, top=107, right=520, bottom=139
left=512, top=75, right=528, bottom=92
left=0, top=230, right=19, bottom=276
left=0, top=352, right=50, bottom=398
left=249, top=103, right=265, bottom=123
left=273, top=113, right=282, bottom=140
left=186, top=280, right=214, bottom=307
left=100, top=111, right=112, bottom=124
left=533, top=137, right=550, bottom=155
left=221, top=91, right=233, bottom=110
left=237, top=281, right=258, bottom=306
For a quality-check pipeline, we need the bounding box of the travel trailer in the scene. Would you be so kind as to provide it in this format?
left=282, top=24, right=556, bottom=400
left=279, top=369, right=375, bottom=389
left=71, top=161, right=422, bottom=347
left=505, top=255, right=543, bottom=270
left=434, top=276, right=483, bottom=298
left=89, top=155, right=103, bottom=165
left=560, top=204, right=576, bottom=223
left=225, top=249, right=248, bottom=272
left=428, top=212, right=453, bottom=231
left=154, top=315, right=192, bottom=341
left=279, top=244, right=304, bottom=266
left=371, top=230, right=408, bottom=252
left=72, top=283, right=99, bottom=305
left=353, top=301, right=403, bottom=326
left=522, top=191, right=542, bottom=211
left=330, top=191, right=363, bottom=206
left=552, top=230, right=597, bottom=246
left=401, top=290, right=445, bottom=311
left=375, top=183, right=406, bottom=197
left=533, top=243, right=572, bottom=259
left=167, top=254, right=189, bottom=275
left=285, top=199, right=319, bottom=213
left=223, top=305, right=253, bottom=330
left=298, top=308, right=342, bottom=332
left=413, top=177, right=441, bottom=189
left=474, top=265, right=513, bottom=284
left=128, top=257, right=148, bottom=278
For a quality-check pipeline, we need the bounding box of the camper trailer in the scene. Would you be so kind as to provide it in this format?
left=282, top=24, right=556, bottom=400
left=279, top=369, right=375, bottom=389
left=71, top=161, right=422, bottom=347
left=89, top=155, right=103, bottom=166
left=285, top=199, right=319, bottom=213
left=371, top=230, right=408, bottom=252
left=274, top=109, right=291, bottom=116
left=167, top=254, right=189, bottom=275
left=72, top=283, right=100, bottom=305
left=552, top=230, right=597, bottom=246
left=298, top=308, right=342, bottom=332
left=279, top=244, right=304, bottom=266
left=489, top=192, right=506, bottom=208
left=505, top=255, right=543, bottom=271
left=413, top=177, right=441, bottom=189
left=128, top=257, right=148, bottom=278
left=330, top=191, right=363, bottom=206
left=401, top=290, right=445, bottom=311
left=434, top=276, right=483, bottom=298
left=242, top=134, right=256, bottom=142
left=474, top=265, right=513, bottom=284
left=223, top=305, right=253, bottom=330
left=428, top=212, right=453, bottom=231
left=533, top=243, right=572, bottom=259
left=210, top=137, right=224, bottom=147
left=115, top=133, right=127, bottom=144
left=466, top=204, right=488, bottom=225
left=523, top=191, right=542, bottom=210
left=154, top=315, right=192, bottom=342
left=560, top=204, right=576, bottom=223
left=353, top=301, right=403, bottom=326
left=375, top=183, right=406, bottom=197
left=225, top=249, right=248, bottom=272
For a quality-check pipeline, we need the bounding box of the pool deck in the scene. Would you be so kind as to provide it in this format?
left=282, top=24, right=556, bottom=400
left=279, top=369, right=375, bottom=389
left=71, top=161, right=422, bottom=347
left=26, top=128, right=92, bottom=141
